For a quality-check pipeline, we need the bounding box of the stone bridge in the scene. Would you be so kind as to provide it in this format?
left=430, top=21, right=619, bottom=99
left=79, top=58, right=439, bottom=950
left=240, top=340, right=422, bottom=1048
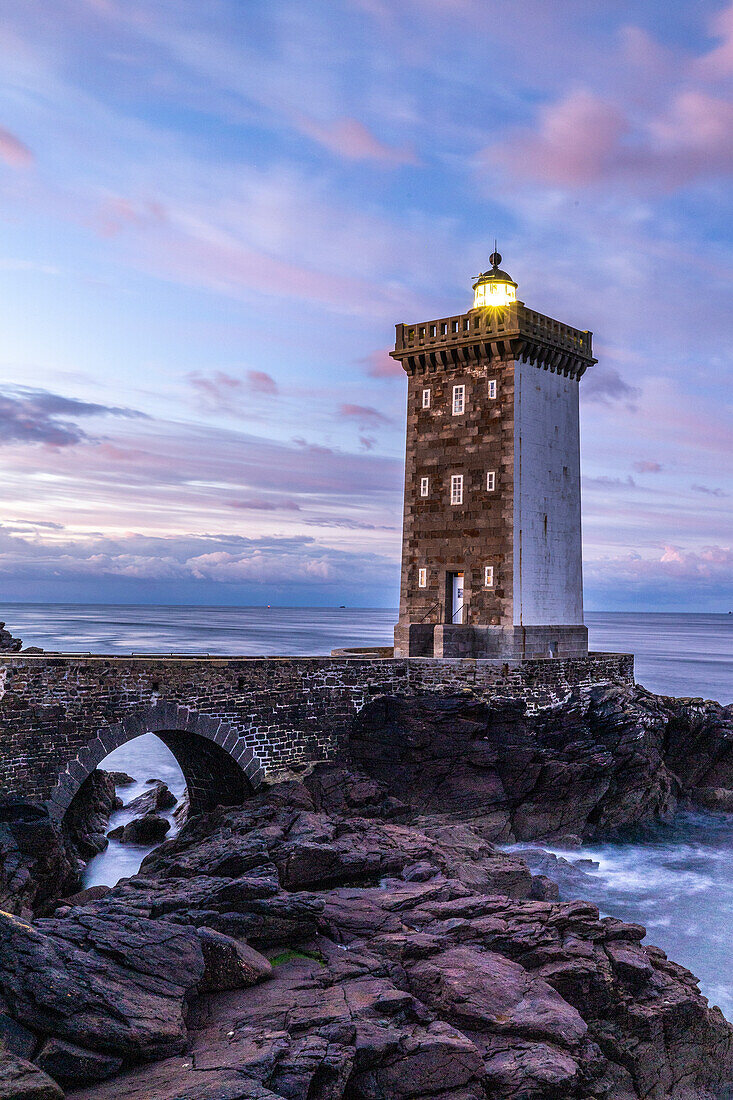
left=0, top=652, right=634, bottom=821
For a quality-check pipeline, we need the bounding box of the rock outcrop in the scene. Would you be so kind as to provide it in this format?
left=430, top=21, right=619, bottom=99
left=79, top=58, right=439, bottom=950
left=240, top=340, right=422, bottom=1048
left=0, top=802, right=78, bottom=919
left=348, top=686, right=733, bottom=841
left=0, top=765, right=724, bottom=1099
left=0, top=622, right=22, bottom=653
left=0, top=683, right=732, bottom=1098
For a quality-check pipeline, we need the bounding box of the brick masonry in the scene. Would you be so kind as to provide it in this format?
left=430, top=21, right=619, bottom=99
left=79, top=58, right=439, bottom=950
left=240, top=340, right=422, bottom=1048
left=0, top=652, right=634, bottom=820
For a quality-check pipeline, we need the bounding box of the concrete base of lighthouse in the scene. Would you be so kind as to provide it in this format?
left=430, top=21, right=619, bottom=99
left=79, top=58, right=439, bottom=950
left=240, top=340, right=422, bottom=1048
left=394, top=623, right=588, bottom=660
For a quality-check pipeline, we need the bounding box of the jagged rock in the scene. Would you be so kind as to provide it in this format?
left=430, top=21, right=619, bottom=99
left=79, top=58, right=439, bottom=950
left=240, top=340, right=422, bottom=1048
left=63, top=770, right=121, bottom=862
left=688, top=787, right=733, bottom=812
left=120, top=812, right=171, bottom=845
left=173, top=789, right=190, bottom=826
left=124, top=781, right=177, bottom=815
left=35, top=1038, right=123, bottom=1086
left=197, top=927, right=273, bottom=991
left=0, top=622, right=22, bottom=653
left=0, top=801, right=78, bottom=918
left=107, top=771, right=135, bottom=787
left=0, top=909, right=204, bottom=1060
left=346, top=687, right=733, bottom=841
left=1, top=686, right=732, bottom=1099
left=0, top=1053, right=62, bottom=1099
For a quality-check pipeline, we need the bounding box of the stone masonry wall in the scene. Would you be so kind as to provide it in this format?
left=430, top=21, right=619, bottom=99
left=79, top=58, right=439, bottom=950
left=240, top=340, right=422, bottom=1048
left=0, top=652, right=634, bottom=818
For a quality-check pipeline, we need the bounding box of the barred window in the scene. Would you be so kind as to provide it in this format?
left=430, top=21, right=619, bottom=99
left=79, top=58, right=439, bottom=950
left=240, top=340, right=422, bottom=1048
left=484, top=565, right=494, bottom=587
left=486, top=471, right=496, bottom=491
left=422, top=387, right=431, bottom=408
left=420, top=476, right=429, bottom=497
left=418, top=567, right=427, bottom=588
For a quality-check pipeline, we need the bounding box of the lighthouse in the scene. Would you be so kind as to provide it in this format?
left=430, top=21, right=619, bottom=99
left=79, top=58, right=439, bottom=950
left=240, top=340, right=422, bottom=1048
left=392, top=253, right=595, bottom=660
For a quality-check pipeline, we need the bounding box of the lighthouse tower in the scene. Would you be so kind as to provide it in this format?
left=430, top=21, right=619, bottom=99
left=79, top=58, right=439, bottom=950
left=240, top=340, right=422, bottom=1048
left=392, top=253, right=595, bottom=660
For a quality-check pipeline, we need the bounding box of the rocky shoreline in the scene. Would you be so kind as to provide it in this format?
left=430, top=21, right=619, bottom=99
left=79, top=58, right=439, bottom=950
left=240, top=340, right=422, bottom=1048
left=1, top=682, right=732, bottom=1099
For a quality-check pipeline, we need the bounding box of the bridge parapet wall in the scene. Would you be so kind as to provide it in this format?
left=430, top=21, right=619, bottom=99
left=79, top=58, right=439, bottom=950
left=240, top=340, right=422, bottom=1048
left=0, top=652, right=634, bottom=817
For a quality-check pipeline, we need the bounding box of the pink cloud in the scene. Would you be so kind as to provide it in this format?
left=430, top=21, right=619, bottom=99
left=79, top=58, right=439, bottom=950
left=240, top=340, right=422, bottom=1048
left=361, top=349, right=403, bottom=379
left=246, top=369, right=278, bottom=395
left=696, top=1, right=733, bottom=77
left=291, top=113, right=416, bottom=165
left=188, top=371, right=244, bottom=411
left=491, top=85, right=733, bottom=192
left=339, top=403, right=392, bottom=429
left=188, top=369, right=278, bottom=410
left=492, top=90, right=627, bottom=187
left=0, top=126, right=33, bottom=168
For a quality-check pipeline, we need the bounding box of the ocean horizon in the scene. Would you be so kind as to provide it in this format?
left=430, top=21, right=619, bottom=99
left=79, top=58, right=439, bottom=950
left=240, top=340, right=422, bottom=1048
left=4, top=604, right=732, bottom=704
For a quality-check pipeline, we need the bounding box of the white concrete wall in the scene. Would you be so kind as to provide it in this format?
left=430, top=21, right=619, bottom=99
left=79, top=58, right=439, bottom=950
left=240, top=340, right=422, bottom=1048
left=513, top=359, right=584, bottom=626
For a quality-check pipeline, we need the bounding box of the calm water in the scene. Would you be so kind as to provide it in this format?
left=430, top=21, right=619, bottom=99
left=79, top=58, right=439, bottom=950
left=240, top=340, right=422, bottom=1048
left=5, top=605, right=733, bottom=1019
left=6, top=604, right=732, bottom=702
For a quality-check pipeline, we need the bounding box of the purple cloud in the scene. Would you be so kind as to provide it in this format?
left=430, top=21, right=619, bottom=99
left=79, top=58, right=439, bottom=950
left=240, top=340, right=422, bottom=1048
left=0, top=387, right=145, bottom=448
left=633, top=461, right=663, bottom=473
left=0, top=125, right=33, bottom=168
left=582, top=366, right=640, bottom=407
left=339, top=403, right=392, bottom=429
left=691, top=484, right=729, bottom=498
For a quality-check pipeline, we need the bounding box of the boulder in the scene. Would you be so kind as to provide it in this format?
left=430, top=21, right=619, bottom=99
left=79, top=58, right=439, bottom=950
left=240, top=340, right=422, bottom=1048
left=0, top=910, right=204, bottom=1060
left=197, top=927, right=272, bottom=991
left=107, top=772, right=135, bottom=787
left=124, top=781, right=177, bottom=815
left=121, top=813, right=171, bottom=845
left=35, top=1038, right=123, bottom=1085
left=0, top=1052, right=62, bottom=1099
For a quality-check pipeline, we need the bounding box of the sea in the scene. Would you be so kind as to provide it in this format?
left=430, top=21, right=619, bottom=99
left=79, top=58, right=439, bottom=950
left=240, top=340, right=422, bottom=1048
left=5, top=605, right=733, bottom=1019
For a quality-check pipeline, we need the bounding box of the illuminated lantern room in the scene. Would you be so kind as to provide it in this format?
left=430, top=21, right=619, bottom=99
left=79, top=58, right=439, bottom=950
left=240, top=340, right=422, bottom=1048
left=472, top=251, right=518, bottom=309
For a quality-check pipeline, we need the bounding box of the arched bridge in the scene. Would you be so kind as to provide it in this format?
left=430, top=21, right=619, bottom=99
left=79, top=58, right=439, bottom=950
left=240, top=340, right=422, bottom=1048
left=0, top=652, right=633, bottom=821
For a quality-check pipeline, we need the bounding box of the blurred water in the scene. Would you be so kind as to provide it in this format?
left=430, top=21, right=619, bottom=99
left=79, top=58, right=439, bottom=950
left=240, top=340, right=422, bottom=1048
left=521, top=812, right=733, bottom=1021
left=83, top=735, right=188, bottom=888
left=4, top=603, right=732, bottom=1021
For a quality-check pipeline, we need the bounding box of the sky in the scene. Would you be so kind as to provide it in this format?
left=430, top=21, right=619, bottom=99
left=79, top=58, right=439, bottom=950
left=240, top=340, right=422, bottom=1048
left=0, top=0, right=731, bottom=611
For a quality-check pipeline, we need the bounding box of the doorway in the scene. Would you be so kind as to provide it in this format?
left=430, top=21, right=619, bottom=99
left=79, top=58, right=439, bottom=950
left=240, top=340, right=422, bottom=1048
left=447, top=572, right=464, bottom=624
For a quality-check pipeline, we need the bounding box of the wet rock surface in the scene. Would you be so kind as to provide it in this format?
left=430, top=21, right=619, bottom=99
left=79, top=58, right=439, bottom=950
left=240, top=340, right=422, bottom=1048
left=0, top=684, right=731, bottom=1098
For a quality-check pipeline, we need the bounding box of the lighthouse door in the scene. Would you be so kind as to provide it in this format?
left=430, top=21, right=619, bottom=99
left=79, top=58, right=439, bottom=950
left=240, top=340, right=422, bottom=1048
left=450, top=572, right=464, bottom=624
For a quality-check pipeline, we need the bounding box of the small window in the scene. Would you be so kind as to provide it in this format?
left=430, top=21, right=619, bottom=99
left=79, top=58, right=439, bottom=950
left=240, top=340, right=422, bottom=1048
left=452, top=384, right=465, bottom=415
left=418, top=567, right=427, bottom=588
left=429, top=324, right=437, bottom=337
left=451, top=474, right=463, bottom=505
left=486, top=471, right=496, bottom=491
left=484, top=565, right=494, bottom=587
left=440, top=322, right=447, bottom=335
left=420, top=476, right=429, bottom=497
left=452, top=319, right=459, bottom=333
left=422, top=387, right=431, bottom=409
left=488, top=379, right=497, bottom=400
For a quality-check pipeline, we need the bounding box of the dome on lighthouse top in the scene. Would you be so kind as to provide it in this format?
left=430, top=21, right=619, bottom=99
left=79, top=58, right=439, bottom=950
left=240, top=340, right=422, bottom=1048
left=472, top=251, right=518, bottom=308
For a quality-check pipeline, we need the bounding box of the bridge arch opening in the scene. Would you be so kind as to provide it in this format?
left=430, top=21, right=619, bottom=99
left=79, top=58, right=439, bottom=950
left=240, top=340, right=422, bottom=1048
left=50, top=705, right=264, bottom=828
